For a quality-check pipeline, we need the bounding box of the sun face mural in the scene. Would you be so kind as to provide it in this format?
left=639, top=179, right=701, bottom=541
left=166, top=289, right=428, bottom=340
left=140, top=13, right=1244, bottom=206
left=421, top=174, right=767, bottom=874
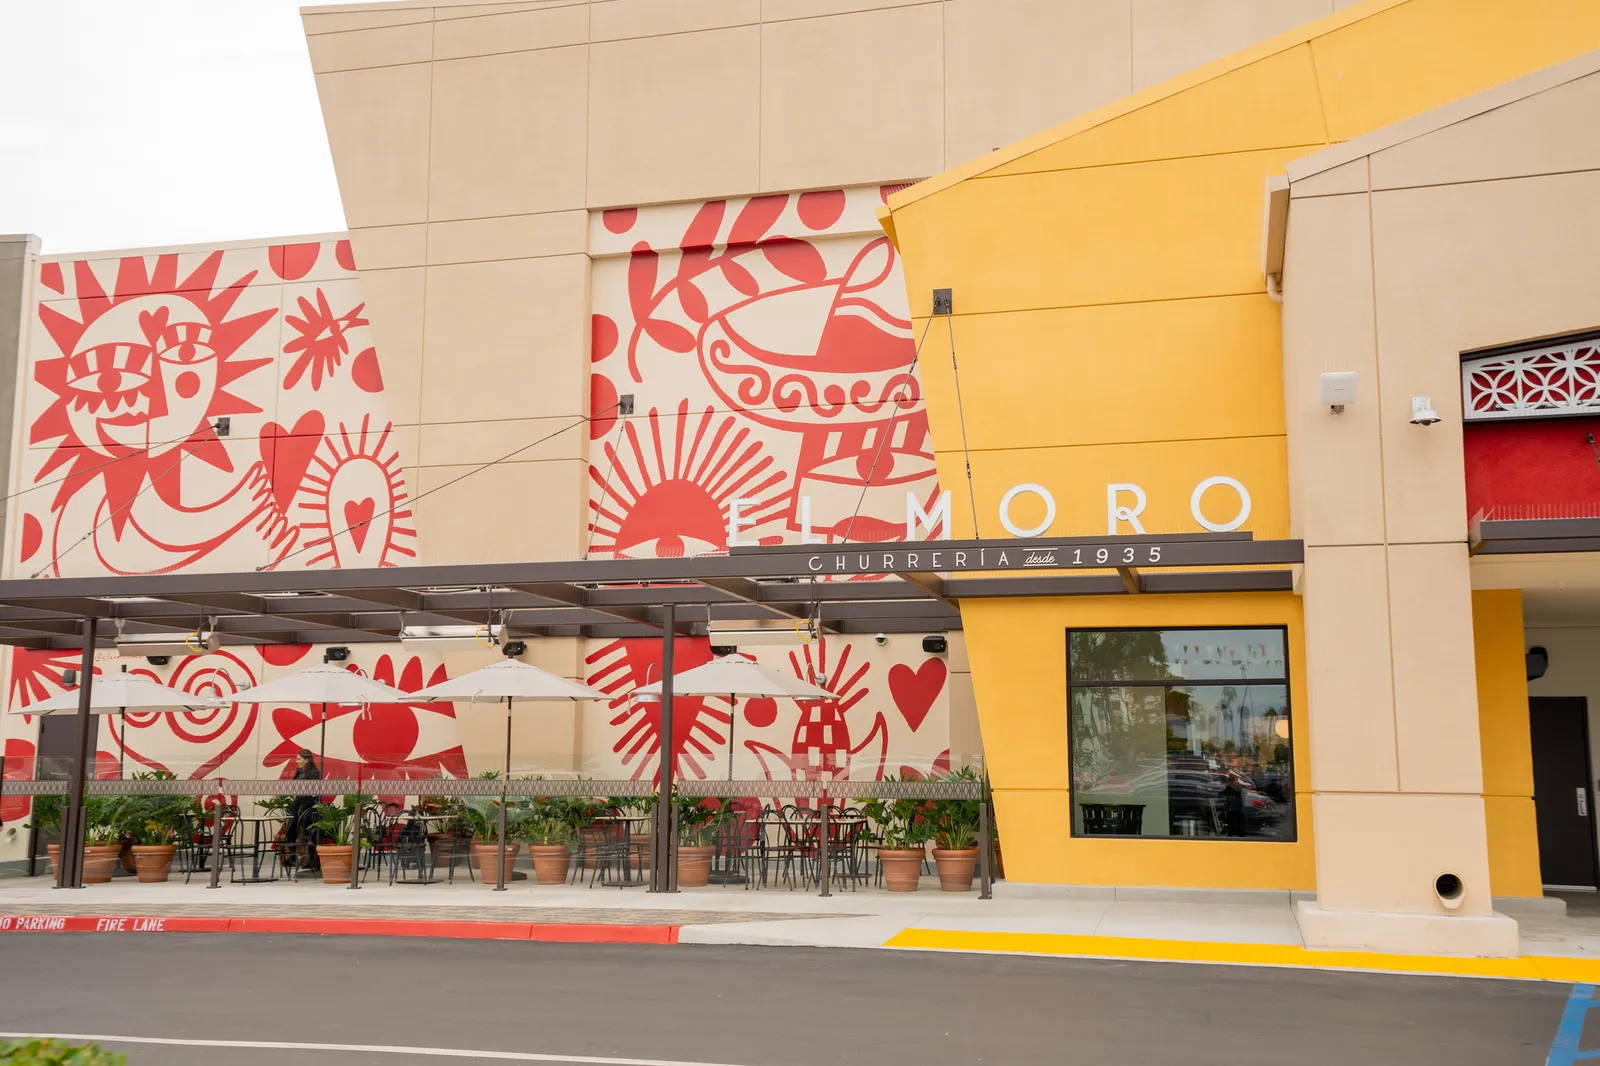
left=0, top=237, right=455, bottom=832
left=17, top=239, right=414, bottom=577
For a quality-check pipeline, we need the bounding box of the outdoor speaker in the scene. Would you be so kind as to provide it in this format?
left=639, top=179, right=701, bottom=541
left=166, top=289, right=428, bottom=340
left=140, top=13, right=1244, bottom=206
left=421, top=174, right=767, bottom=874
left=922, top=635, right=948, bottom=654
left=1527, top=646, right=1549, bottom=682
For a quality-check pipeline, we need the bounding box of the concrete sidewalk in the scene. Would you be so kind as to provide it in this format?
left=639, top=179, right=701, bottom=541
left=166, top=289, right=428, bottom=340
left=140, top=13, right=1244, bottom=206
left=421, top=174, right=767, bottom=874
left=4, top=872, right=1600, bottom=981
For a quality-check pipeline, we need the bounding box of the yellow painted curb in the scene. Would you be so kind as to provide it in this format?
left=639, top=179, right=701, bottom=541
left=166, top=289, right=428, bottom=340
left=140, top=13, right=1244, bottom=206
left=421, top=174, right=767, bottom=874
left=884, top=928, right=1600, bottom=983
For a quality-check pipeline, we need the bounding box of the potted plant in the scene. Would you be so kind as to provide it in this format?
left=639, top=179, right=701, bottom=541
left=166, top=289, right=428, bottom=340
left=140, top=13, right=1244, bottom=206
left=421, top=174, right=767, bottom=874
left=928, top=767, right=982, bottom=892
left=859, top=781, right=935, bottom=892
left=105, top=772, right=190, bottom=882
left=308, top=795, right=370, bottom=885
left=82, top=796, right=123, bottom=883
left=462, top=792, right=520, bottom=885
left=521, top=796, right=584, bottom=885
left=675, top=794, right=723, bottom=888
left=416, top=795, right=465, bottom=869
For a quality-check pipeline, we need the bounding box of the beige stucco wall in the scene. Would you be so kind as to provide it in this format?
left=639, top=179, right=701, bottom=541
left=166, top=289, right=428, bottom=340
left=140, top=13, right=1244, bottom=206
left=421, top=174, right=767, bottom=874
left=1281, top=56, right=1600, bottom=949
left=304, top=0, right=1355, bottom=566
left=0, top=237, right=35, bottom=546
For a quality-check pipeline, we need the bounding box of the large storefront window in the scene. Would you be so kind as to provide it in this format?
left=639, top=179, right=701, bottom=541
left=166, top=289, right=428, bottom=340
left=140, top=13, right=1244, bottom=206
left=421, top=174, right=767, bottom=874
left=1068, top=628, right=1294, bottom=841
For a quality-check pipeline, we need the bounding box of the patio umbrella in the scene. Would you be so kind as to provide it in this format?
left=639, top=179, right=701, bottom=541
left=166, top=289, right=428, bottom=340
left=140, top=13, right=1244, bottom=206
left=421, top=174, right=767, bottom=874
left=632, top=654, right=831, bottom=780
left=415, top=660, right=605, bottom=890
left=228, top=664, right=410, bottom=770
left=10, top=665, right=227, bottom=776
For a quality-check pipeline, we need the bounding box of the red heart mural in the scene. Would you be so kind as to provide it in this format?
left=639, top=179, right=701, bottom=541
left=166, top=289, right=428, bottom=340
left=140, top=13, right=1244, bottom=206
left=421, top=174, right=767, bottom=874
left=261, top=412, right=326, bottom=513
left=888, top=658, right=946, bottom=732
left=344, top=498, right=376, bottom=551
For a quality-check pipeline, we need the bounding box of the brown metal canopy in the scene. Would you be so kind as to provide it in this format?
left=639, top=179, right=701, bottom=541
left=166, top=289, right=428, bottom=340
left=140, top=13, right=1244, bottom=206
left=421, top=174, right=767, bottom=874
left=0, top=532, right=1303, bottom=649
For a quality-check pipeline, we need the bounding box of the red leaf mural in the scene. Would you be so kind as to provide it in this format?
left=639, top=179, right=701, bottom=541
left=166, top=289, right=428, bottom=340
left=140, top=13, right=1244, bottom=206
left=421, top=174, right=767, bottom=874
left=762, top=238, right=828, bottom=284
left=721, top=260, right=760, bottom=296
left=644, top=318, right=697, bottom=353
left=729, top=195, right=787, bottom=245
left=682, top=200, right=726, bottom=251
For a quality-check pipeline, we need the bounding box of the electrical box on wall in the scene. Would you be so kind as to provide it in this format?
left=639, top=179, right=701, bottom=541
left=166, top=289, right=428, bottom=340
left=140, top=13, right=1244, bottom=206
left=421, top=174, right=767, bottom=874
left=1319, top=372, right=1358, bottom=413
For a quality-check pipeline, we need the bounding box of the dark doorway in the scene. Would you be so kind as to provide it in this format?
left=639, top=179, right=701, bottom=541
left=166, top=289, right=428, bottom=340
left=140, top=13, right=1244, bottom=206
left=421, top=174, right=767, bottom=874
left=25, top=712, right=98, bottom=868
left=1530, top=696, right=1600, bottom=889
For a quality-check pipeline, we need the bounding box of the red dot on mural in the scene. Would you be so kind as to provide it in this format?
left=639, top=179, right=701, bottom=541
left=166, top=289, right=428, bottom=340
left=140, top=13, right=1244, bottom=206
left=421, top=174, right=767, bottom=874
left=591, top=374, right=619, bottom=440
left=335, top=239, right=357, bottom=271
left=351, top=347, right=384, bottom=393
left=175, top=371, right=200, bottom=399
left=18, top=514, right=41, bottom=562
left=603, top=208, right=638, bottom=234
left=261, top=643, right=313, bottom=667
left=744, top=697, right=778, bottom=729
left=592, top=314, right=618, bottom=362
left=268, top=243, right=320, bottom=281
left=797, top=190, right=846, bottom=230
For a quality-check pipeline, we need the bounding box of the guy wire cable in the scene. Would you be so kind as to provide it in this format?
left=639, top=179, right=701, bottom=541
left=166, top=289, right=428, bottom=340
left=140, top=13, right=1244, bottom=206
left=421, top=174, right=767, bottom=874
left=946, top=311, right=981, bottom=538
left=260, top=400, right=624, bottom=571
left=840, top=314, right=937, bottom=545
left=583, top=406, right=631, bottom=558
left=39, top=439, right=194, bottom=578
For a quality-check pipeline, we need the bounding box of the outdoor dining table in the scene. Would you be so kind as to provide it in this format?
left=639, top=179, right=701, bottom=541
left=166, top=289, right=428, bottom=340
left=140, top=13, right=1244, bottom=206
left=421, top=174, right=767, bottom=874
left=228, top=815, right=287, bottom=884
left=589, top=814, right=652, bottom=886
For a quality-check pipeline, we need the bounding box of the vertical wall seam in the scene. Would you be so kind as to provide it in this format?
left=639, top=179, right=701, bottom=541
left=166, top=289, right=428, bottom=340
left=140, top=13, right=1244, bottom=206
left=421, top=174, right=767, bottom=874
left=413, top=12, right=438, bottom=480
left=1365, top=153, right=1403, bottom=794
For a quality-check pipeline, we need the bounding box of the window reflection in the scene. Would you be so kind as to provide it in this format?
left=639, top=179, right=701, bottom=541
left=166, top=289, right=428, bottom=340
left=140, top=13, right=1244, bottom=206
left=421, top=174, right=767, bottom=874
left=1068, top=628, right=1294, bottom=841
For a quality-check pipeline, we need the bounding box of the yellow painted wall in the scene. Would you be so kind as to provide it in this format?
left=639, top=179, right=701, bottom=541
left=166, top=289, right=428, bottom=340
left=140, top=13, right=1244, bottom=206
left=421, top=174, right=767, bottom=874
left=973, top=591, right=1314, bottom=889
left=1473, top=589, right=1543, bottom=898
left=885, top=0, right=1600, bottom=886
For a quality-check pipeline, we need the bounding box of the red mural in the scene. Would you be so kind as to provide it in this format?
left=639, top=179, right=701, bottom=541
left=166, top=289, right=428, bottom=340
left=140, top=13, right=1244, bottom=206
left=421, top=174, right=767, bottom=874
left=585, top=187, right=953, bottom=783
left=3, top=239, right=454, bottom=794
left=20, top=240, right=415, bottom=576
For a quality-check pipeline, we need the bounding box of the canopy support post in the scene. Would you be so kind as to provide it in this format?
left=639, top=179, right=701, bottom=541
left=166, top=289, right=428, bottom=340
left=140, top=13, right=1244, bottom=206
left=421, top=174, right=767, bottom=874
left=496, top=696, right=511, bottom=892
left=58, top=617, right=97, bottom=890
left=652, top=603, right=677, bottom=893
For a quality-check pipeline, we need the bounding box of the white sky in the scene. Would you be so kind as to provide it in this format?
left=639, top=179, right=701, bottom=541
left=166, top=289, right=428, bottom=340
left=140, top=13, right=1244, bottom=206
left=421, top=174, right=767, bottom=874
left=0, top=0, right=372, bottom=255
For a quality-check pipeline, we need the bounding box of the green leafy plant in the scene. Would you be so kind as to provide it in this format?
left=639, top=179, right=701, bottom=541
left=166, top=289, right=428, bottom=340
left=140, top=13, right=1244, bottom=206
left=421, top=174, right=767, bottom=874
left=104, top=772, right=191, bottom=845
left=82, top=797, right=119, bottom=844
left=23, top=795, right=63, bottom=835
left=0, top=1038, right=125, bottom=1064
left=519, top=795, right=588, bottom=846
left=857, top=777, right=936, bottom=850
left=675, top=794, right=728, bottom=847
left=927, top=767, right=982, bottom=851
left=255, top=795, right=295, bottom=817
left=310, top=794, right=373, bottom=846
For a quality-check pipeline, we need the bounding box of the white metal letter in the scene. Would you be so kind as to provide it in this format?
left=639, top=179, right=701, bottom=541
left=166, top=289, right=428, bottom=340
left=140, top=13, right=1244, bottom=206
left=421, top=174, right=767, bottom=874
left=999, top=483, right=1057, bottom=538
left=1106, top=483, right=1148, bottom=535
left=906, top=490, right=951, bottom=541
left=1190, top=476, right=1252, bottom=532
left=726, top=498, right=758, bottom=547
left=799, top=496, right=826, bottom=545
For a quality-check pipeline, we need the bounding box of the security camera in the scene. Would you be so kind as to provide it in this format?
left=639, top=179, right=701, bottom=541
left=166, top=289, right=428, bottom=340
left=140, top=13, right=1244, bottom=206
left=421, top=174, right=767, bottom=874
left=874, top=633, right=888, bottom=646
left=1410, top=396, right=1441, bottom=426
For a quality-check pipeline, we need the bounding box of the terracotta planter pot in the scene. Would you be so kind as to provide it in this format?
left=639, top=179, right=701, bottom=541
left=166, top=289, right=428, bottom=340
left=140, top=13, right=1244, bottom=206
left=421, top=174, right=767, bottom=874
left=84, top=844, right=122, bottom=884
left=428, top=832, right=454, bottom=868
left=932, top=848, right=979, bottom=892
left=318, top=844, right=354, bottom=885
left=131, top=844, right=178, bottom=884
left=471, top=841, right=520, bottom=884
left=119, top=842, right=136, bottom=874
left=46, top=843, right=117, bottom=881
left=879, top=847, right=926, bottom=892
left=676, top=844, right=714, bottom=888
left=528, top=844, right=572, bottom=885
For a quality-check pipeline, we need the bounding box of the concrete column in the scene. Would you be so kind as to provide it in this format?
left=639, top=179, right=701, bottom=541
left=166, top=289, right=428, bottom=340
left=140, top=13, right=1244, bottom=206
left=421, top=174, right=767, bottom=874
left=1281, top=178, right=1515, bottom=956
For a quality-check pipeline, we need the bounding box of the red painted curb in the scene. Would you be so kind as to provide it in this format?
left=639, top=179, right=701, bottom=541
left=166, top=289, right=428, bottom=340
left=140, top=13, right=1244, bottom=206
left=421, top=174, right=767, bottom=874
left=0, top=914, right=679, bottom=944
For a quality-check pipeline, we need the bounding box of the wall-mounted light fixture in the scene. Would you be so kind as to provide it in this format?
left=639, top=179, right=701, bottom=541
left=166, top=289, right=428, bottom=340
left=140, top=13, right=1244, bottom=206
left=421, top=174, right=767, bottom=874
left=1410, top=396, right=1441, bottom=426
